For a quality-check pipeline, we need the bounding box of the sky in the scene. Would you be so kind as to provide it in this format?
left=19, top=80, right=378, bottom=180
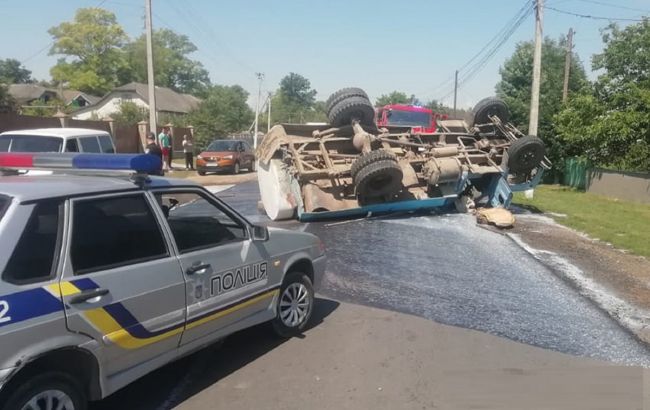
left=1, top=0, right=648, bottom=108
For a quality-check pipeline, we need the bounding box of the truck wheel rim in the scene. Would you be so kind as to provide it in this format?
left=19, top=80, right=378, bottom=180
left=279, top=283, right=310, bottom=328
left=22, top=390, right=74, bottom=410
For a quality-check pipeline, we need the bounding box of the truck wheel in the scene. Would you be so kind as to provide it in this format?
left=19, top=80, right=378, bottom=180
left=328, top=96, right=376, bottom=128
left=470, top=97, right=510, bottom=127
left=3, top=372, right=86, bottom=410
left=354, top=159, right=403, bottom=198
left=350, top=149, right=397, bottom=180
left=326, top=88, right=369, bottom=117
left=272, top=272, right=314, bottom=338
left=507, top=135, right=545, bottom=174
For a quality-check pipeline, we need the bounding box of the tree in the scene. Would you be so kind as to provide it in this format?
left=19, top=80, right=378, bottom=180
left=48, top=8, right=130, bottom=95
left=0, top=84, right=16, bottom=112
left=124, top=29, right=211, bottom=96
left=496, top=37, right=588, bottom=136
left=112, top=101, right=147, bottom=125
left=21, top=98, right=65, bottom=117
left=554, top=19, right=650, bottom=172
left=376, top=91, right=409, bottom=106
left=279, top=73, right=317, bottom=107
left=592, top=19, right=650, bottom=98
left=187, top=85, right=254, bottom=150
left=0, top=59, right=32, bottom=84
left=271, top=73, right=320, bottom=124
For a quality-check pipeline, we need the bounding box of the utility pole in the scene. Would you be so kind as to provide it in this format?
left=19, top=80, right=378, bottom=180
left=267, top=92, right=272, bottom=133
left=453, top=70, right=459, bottom=119
left=253, top=72, right=264, bottom=149
left=145, top=0, right=157, bottom=139
left=528, top=0, right=544, bottom=136
left=562, top=28, right=574, bottom=103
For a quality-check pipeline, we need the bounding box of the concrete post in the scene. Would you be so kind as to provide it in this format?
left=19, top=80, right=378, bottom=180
left=137, top=120, right=149, bottom=151
left=102, top=116, right=115, bottom=136
left=53, top=110, right=69, bottom=128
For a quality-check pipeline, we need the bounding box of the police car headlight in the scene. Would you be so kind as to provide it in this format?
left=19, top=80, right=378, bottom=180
left=197, top=155, right=203, bottom=160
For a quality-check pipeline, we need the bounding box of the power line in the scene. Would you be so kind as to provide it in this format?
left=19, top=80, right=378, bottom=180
left=161, top=0, right=256, bottom=76
left=545, top=5, right=646, bottom=21
left=570, top=0, right=650, bottom=13
left=437, top=1, right=534, bottom=101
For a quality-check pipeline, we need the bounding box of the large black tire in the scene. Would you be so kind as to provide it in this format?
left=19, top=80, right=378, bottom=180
left=325, top=87, right=369, bottom=117
left=233, top=161, right=240, bottom=175
left=354, top=159, right=403, bottom=198
left=328, top=96, right=376, bottom=127
left=272, top=271, right=315, bottom=338
left=507, top=135, right=545, bottom=173
left=2, top=372, right=86, bottom=410
left=350, top=149, right=397, bottom=180
left=470, top=97, right=510, bottom=127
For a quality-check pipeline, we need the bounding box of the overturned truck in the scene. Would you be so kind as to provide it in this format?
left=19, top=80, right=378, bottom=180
left=257, top=88, right=550, bottom=221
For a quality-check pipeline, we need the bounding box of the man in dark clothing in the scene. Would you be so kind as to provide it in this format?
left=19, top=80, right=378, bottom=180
left=145, top=133, right=164, bottom=175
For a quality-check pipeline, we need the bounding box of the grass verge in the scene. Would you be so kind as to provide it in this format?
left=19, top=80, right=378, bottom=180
left=513, top=185, right=650, bottom=258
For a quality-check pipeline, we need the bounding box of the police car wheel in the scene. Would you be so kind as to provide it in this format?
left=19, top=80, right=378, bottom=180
left=4, top=372, right=86, bottom=410
left=272, top=272, right=314, bottom=338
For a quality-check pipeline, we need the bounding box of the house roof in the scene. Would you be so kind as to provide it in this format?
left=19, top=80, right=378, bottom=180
left=7, top=84, right=101, bottom=106
left=113, top=82, right=200, bottom=113
left=60, top=90, right=101, bottom=106
left=8, top=84, right=57, bottom=104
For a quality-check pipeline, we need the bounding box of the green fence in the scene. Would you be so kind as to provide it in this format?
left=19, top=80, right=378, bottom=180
left=563, top=158, right=591, bottom=189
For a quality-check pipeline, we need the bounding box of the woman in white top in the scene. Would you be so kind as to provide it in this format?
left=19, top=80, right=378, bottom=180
left=182, top=135, right=194, bottom=170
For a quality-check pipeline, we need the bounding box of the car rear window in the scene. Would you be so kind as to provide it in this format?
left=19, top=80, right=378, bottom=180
left=98, top=134, right=115, bottom=153
left=79, top=137, right=101, bottom=153
left=0, top=135, right=63, bottom=152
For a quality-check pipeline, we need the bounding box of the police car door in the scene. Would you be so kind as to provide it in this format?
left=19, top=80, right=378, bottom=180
left=152, top=189, right=274, bottom=347
left=60, top=193, right=187, bottom=377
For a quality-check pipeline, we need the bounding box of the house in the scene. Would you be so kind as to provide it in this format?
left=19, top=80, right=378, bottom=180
left=72, top=82, right=201, bottom=120
left=8, top=84, right=58, bottom=106
left=8, top=84, right=99, bottom=108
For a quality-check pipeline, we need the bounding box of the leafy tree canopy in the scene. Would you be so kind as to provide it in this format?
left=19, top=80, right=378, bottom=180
left=188, top=85, right=254, bottom=150
left=124, top=29, right=211, bottom=96
left=48, top=8, right=130, bottom=95
left=376, top=91, right=409, bottom=106
left=554, top=19, right=650, bottom=172
left=0, top=59, right=33, bottom=84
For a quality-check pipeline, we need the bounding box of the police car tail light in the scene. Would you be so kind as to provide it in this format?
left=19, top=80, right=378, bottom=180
left=0, top=153, right=162, bottom=174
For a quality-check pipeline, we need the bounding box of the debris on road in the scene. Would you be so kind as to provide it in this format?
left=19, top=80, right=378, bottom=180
left=477, top=208, right=515, bottom=229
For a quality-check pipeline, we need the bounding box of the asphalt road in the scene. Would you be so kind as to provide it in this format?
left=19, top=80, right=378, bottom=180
left=223, top=181, right=650, bottom=367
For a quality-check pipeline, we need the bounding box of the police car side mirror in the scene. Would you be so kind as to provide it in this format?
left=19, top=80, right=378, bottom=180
left=251, top=225, right=269, bottom=241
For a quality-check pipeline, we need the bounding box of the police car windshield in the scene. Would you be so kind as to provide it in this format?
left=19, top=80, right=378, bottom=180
left=0, top=135, right=63, bottom=153
left=206, top=140, right=238, bottom=152
left=0, top=195, right=9, bottom=222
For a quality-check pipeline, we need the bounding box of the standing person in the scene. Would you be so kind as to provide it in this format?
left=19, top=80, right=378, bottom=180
left=158, top=127, right=171, bottom=171
left=182, top=135, right=194, bottom=170
left=145, top=133, right=163, bottom=175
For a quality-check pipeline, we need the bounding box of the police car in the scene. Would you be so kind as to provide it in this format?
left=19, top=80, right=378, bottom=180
left=0, top=152, right=325, bottom=410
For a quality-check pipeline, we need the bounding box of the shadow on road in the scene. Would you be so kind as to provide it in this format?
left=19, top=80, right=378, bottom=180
left=91, top=298, right=339, bottom=410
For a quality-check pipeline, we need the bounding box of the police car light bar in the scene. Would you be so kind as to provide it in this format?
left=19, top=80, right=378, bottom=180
left=0, top=153, right=162, bottom=174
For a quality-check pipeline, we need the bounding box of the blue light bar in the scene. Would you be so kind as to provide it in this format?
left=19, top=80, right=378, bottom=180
left=71, top=154, right=162, bottom=173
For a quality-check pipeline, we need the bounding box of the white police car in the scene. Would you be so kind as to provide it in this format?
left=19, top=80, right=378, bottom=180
left=0, top=152, right=325, bottom=410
